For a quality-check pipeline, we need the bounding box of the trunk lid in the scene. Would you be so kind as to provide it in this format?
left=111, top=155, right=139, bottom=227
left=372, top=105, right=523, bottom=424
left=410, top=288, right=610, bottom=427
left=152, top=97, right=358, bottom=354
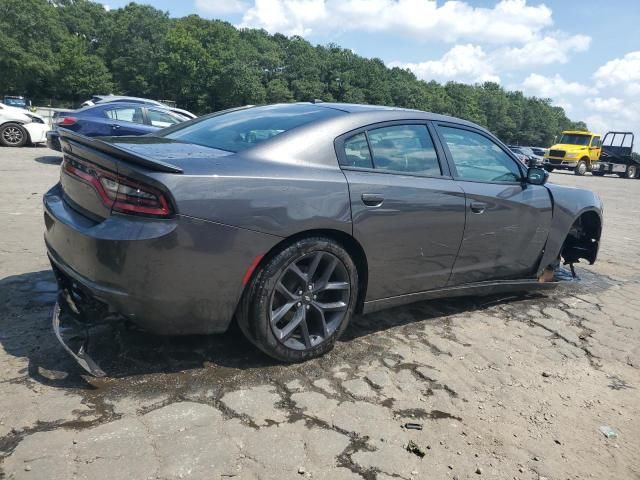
left=59, top=131, right=228, bottom=220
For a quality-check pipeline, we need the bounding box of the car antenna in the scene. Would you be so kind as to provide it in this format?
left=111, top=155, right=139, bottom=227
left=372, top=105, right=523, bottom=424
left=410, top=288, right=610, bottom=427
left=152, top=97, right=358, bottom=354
left=311, top=98, right=324, bottom=104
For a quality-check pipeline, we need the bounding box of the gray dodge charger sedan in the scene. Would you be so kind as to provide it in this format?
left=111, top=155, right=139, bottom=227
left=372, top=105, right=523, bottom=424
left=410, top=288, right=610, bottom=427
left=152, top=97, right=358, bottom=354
left=44, top=102, right=602, bottom=374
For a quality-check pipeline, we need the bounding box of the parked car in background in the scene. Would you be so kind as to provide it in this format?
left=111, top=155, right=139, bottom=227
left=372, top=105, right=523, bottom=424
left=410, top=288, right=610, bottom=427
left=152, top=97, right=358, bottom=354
left=0, top=102, right=47, bottom=147
left=508, top=146, right=531, bottom=166
left=530, top=147, right=547, bottom=158
left=81, top=95, right=196, bottom=119
left=511, top=146, right=544, bottom=167
left=44, top=102, right=603, bottom=375
left=2, top=95, right=31, bottom=110
left=46, top=102, right=190, bottom=151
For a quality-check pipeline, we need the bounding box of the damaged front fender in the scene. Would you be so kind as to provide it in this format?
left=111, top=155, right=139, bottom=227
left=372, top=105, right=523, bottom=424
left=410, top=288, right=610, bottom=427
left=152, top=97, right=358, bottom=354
left=537, top=184, right=603, bottom=276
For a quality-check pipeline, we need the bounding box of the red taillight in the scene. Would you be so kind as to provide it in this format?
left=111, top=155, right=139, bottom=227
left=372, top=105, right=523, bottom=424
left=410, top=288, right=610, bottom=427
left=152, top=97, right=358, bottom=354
left=62, top=158, right=172, bottom=217
left=58, top=116, right=77, bottom=126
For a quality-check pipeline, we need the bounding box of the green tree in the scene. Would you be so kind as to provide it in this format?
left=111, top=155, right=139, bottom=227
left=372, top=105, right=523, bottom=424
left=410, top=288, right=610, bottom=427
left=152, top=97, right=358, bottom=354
left=55, top=37, right=113, bottom=101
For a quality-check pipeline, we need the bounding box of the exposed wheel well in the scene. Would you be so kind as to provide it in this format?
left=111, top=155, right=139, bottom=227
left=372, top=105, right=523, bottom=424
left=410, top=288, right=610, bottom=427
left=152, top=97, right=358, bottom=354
left=244, top=229, right=369, bottom=314
left=561, top=210, right=602, bottom=265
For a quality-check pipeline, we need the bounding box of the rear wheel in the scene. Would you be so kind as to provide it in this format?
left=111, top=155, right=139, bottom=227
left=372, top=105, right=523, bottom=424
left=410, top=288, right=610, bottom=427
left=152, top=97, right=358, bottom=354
left=625, top=164, right=638, bottom=179
left=0, top=123, right=28, bottom=147
left=239, top=237, right=358, bottom=362
left=544, top=166, right=555, bottom=173
left=574, top=159, right=588, bottom=176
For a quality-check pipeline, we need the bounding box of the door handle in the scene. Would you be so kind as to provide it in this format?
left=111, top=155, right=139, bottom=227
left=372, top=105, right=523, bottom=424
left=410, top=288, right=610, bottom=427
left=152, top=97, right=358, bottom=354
left=111, top=124, right=121, bottom=129
left=470, top=201, right=487, bottom=214
left=361, top=193, right=384, bottom=207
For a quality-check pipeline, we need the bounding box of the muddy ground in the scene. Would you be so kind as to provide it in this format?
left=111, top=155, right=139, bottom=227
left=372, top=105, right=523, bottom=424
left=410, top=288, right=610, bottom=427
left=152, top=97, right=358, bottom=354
left=0, top=146, right=639, bottom=480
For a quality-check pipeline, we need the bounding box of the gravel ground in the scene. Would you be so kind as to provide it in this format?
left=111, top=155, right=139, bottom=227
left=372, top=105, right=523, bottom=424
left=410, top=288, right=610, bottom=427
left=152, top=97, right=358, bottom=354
left=1, top=145, right=639, bottom=480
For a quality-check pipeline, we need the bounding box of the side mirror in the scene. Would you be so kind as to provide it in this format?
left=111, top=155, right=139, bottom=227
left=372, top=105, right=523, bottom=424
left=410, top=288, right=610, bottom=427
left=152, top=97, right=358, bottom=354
left=527, top=167, right=548, bottom=185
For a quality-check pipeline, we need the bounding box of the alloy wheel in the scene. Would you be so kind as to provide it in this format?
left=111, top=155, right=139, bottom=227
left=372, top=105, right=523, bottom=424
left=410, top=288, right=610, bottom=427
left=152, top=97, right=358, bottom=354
left=2, top=126, right=24, bottom=146
left=269, top=251, right=350, bottom=350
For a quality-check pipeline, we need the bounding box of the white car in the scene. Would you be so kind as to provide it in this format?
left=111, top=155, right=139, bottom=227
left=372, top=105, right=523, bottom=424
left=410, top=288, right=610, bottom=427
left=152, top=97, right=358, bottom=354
left=0, top=103, right=48, bottom=147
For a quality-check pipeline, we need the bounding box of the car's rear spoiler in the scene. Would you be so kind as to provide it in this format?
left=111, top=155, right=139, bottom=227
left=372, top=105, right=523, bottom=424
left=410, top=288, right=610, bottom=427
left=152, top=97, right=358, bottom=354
left=58, top=130, right=183, bottom=174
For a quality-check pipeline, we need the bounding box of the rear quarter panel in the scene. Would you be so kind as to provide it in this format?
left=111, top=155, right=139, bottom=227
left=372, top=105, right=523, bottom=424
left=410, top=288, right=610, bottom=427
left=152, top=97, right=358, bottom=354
left=155, top=155, right=352, bottom=239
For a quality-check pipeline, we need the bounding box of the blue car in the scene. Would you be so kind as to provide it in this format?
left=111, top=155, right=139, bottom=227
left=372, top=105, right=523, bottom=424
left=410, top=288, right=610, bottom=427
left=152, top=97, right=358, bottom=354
left=47, top=102, right=191, bottom=152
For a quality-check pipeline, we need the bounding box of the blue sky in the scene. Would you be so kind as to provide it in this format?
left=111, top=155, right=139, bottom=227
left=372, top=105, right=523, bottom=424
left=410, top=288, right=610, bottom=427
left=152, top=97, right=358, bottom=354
left=99, top=0, right=640, bottom=135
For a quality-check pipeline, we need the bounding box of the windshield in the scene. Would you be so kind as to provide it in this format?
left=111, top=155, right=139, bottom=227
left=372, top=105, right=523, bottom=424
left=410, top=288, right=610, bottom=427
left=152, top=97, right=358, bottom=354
left=559, top=134, right=591, bottom=146
left=4, top=98, right=26, bottom=108
left=161, top=104, right=345, bottom=152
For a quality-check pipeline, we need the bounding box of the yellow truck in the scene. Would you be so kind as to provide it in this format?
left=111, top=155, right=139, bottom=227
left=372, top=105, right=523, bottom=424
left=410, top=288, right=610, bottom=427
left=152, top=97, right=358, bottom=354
left=545, top=130, right=638, bottom=178
left=543, top=130, right=601, bottom=176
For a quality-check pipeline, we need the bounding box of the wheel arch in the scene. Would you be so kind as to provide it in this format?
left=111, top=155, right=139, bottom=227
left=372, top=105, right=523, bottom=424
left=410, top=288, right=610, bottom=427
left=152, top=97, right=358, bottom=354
left=0, top=121, right=30, bottom=145
left=240, top=228, right=369, bottom=314
left=537, top=183, right=603, bottom=276
left=560, top=209, right=602, bottom=265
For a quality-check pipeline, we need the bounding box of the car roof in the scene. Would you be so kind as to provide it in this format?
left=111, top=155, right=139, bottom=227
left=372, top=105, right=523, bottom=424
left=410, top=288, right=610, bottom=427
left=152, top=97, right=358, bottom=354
left=293, top=102, right=482, bottom=129
left=80, top=102, right=178, bottom=113
left=95, top=95, right=163, bottom=105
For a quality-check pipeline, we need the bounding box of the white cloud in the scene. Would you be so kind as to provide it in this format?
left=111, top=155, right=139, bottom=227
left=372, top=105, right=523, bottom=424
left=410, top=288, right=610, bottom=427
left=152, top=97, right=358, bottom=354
left=585, top=97, right=625, bottom=113
left=235, top=0, right=552, bottom=42
left=238, top=0, right=328, bottom=36
left=593, top=51, right=640, bottom=94
left=391, top=44, right=500, bottom=84
left=395, top=31, right=593, bottom=84
left=520, top=73, right=595, bottom=98
left=195, top=0, right=249, bottom=16
left=497, top=33, right=591, bottom=68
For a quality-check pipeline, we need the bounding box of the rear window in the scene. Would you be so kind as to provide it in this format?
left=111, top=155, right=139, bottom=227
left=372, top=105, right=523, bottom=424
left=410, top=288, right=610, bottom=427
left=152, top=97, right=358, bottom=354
left=160, top=104, right=345, bottom=152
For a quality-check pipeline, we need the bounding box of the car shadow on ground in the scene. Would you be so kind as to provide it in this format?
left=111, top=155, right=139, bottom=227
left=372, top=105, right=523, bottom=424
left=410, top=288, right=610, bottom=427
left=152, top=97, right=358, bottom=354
left=0, top=269, right=547, bottom=389
left=35, top=155, right=62, bottom=165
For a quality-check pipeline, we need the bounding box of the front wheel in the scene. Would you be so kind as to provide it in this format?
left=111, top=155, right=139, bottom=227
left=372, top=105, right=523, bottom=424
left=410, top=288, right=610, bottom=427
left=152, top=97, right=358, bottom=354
left=0, top=123, right=28, bottom=147
left=238, top=237, right=359, bottom=362
left=574, top=159, right=588, bottom=176
left=544, top=166, right=555, bottom=173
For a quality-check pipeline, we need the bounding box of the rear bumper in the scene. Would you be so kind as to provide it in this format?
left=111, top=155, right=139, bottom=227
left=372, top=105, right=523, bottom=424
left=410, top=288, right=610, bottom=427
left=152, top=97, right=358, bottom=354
left=46, top=130, right=61, bottom=151
left=44, top=183, right=279, bottom=334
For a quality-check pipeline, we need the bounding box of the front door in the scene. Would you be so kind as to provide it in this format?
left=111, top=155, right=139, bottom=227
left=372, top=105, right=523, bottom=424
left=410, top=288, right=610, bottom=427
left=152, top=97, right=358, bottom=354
left=589, top=135, right=602, bottom=162
left=337, top=123, right=466, bottom=300
left=434, top=123, right=553, bottom=285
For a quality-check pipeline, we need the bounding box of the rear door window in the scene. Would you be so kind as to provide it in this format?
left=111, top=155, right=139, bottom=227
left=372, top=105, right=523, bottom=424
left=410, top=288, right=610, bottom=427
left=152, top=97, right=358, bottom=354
left=368, top=125, right=441, bottom=176
left=104, top=107, right=145, bottom=124
left=339, top=124, right=443, bottom=176
left=343, top=133, right=373, bottom=168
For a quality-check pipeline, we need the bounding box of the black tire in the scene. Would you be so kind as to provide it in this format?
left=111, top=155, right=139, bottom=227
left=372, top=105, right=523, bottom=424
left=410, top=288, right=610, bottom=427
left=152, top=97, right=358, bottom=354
left=544, top=166, right=555, bottom=173
left=625, top=164, right=638, bottom=179
left=238, top=236, right=358, bottom=362
left=574, top=159, right=588, bottom=176
left=0, top=123, right=28, bottom=147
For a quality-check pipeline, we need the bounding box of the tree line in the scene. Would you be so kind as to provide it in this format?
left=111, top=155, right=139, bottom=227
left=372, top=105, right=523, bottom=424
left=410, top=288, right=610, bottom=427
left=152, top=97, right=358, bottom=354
left=0, top=0, right=588, bottom=146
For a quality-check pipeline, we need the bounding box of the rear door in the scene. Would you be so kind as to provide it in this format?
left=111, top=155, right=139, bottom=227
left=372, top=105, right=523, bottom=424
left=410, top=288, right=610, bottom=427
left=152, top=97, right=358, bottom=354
left=102, top=105, right=154, bottom=136
left=433, top=123, right=553, bottom=285
left=337, top=122, right=466, bottom=300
